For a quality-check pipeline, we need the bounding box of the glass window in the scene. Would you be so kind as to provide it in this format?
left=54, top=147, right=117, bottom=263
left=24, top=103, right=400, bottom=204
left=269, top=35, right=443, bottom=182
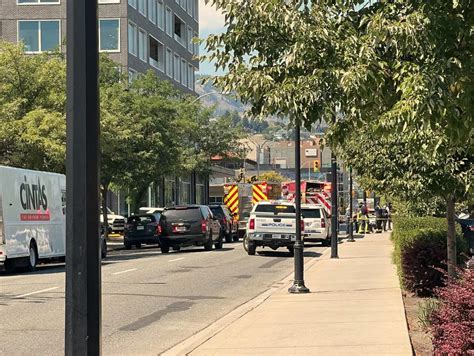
left=128, top=0, right=136, bottom=8
left=187, top=0, right=192, bottom=15
left=187, top=65, right=193, bottom=89
left=99, top=19, right=119, bottom=52
left=181, top=59, right=186, bottom=86
left=138, top=0, right=146, bottom=16
left=149, top=36, right=164, bottom=71
left=148, top=0, right=157, bottom=24
left=128, top=68, right=137, bottom=84
left=128, top=22, right=137, bottom=56
left=18, top=0, right=59, bottom=4
left=138, top=29, right=147, bottom=62
left=165, top=7, right=173, bottom=37
left=193, top=32, right=199, bottom=55
left=301, top=209, right=322, bottom=219
left=165, top=49, right=173, bottom=77
left=193, top=0, right=198, bottom=19
left=157, top=1, right=164, bottom=29
left=174, top=15, right=186, bottom=47
left=173, top=54, right=180, bottom=82
left=18, top=20, right=60, bottom=53
left=187, top=26, right=193, bottom=53
left=255, top=204, right=296, bottom=214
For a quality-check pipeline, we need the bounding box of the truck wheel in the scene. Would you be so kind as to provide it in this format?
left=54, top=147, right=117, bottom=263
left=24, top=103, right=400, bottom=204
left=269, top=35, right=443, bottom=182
left=287, top=245, right=295, bottom=257
left=204, top=233, right=213, bottom=251
left=248, top=241, right=256, bottom=255
left=243, top=235, right=249, bottom=252
left=215, top=236, right=223, bottom=249
left=27, top=242, right=38, bottom=272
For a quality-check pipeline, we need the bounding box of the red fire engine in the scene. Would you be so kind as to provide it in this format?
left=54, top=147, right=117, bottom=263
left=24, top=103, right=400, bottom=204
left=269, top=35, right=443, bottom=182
left=281, top=180, right=332, bottom=215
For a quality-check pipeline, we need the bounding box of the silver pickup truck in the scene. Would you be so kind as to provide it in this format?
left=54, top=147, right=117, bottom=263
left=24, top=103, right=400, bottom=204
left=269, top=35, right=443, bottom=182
left=246, top=201, right=301, bottom=256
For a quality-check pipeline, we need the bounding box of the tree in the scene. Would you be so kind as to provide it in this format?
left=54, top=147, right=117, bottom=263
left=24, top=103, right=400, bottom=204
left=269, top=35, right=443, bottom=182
left=259, top=171, right=288, bottom=183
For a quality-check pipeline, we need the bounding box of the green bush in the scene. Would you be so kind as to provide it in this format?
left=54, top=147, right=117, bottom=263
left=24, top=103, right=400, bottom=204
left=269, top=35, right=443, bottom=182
left=392, top=217, right=467, bottom=296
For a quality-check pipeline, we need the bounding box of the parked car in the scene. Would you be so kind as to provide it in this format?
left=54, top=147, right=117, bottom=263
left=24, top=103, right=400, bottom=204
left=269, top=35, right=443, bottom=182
left=100, top=207, right=126, bottom=233
left=139, top=207, right=164, bottom=215
left=124, top=213, right=162, bottom=249
left=159, top=205, right=222, bottom=253
left=209, top=205, right=237, bottom=243
left=301, top=204, right=331, bottom=246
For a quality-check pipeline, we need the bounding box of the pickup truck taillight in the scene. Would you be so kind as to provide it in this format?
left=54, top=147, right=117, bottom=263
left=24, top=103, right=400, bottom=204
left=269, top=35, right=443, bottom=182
left=201, top=220, right=207, bottom=233
left=249, top=218, right=255, bottom=230
left=320, top=218, right=326, bottom=228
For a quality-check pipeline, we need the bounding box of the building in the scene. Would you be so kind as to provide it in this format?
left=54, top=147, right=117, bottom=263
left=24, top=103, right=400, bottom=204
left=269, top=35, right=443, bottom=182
left=0, top=0, right=199, bottom=94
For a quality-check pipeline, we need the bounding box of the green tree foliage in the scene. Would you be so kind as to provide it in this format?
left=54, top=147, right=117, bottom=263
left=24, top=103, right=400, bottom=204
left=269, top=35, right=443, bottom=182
left=258, top=171, right=288, bottom=183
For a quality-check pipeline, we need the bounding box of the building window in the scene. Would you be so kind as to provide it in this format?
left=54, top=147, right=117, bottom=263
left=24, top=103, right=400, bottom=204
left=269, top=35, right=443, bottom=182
left=179, top=0, right=185, bottom=9
left=128, top=68, right=138, bottom=84
left=99, top=19, right=120, bottom=52
left=128, top=0, right=136, bottom=8
left=18, top=0, right=59, bottom=4
left=187, top=65, right=193, bottom=89
left=173, top=54, right=180, bottom=82
left=165, top=49, right=173, bottom=77
left=187, top=26, right=193, bottom=53
left=18, top=20, right=60, bottom=53
left=181, top=59, right=186, bottom=86
left=174, top=15, right=186, bottom=47
left=157, top=1, right=164, bottom=29
left=138, top=29, right=147, bottom=62
left=193, top=32, right=199, bottom=55
left=149, top=36, right=164, bottom=71
left=187, top=0, right=192, bottom=15
left=193, top=0, right=198, bottom=19
left=148, top=0, right=157, bottom=24
left=165, top=7, right=172, bottom=37
left=138, top=0, right=146, bottom=16
left=128, top=22, right=137, bottom=56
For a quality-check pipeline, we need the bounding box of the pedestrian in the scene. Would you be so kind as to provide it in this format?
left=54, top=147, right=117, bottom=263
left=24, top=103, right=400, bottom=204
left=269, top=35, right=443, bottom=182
left=375, top=205, right=382, bottom=233
left=358, top=203, right=369, bottom=234
left=381, top=205, right=388, bottom=231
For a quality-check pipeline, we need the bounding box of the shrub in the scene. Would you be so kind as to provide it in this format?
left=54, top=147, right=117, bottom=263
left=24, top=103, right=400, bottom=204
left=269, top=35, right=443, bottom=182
left=392, top=217, right=467, bottom=296
left=418, top=298, right=440, bottom=329
left=429, top=268, right=474, bottom=355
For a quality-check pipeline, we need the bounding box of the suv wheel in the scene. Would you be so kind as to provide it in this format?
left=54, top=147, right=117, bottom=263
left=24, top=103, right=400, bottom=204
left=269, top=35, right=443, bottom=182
left=204, top=233, right=213, bottom=251
left=247, top=241, right=256, bottom=255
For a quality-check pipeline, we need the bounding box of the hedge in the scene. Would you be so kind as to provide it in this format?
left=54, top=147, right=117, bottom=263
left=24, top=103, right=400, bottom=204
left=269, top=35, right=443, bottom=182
left=392, top=216, right=468, bottom=297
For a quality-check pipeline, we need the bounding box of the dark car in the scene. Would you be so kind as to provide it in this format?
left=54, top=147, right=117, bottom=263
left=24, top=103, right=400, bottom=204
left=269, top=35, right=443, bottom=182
left=159, top=205, right=222, bottom=253
left=124, top=213, right=162, bottom=250
left=209, top=205, right=238, bottom=243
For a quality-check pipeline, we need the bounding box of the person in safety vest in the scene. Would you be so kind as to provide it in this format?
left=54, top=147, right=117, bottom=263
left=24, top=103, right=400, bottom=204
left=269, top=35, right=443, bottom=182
left=358, top=203, right=369, bottom=234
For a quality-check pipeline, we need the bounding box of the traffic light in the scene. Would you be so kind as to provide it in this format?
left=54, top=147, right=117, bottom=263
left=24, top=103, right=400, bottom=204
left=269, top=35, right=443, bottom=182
left=313, top=159, right=321, bottom=172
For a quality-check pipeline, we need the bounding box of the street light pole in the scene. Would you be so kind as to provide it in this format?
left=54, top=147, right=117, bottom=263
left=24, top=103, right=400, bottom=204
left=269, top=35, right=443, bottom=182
left=289, top=119, right=310, bottom=294
left=347, top=167, right=355, bottom=242
left=330, top=151, right=339, bottom=258
left=65, top=0, right=101, bottom=354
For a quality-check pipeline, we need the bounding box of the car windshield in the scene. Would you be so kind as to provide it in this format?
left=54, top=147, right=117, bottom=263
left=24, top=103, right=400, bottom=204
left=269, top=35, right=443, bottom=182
left=127, top=214, right=157, bottom=224
left=302, top=209, right=321, bottom=219
left=163, top=207, right=201, bottom=220
left=255, top=205, right=296, bottom=214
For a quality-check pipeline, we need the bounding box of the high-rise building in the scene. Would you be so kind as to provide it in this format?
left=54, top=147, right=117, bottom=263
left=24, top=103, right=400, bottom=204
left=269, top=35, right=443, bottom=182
left=0, top=0, right=199, bottom=94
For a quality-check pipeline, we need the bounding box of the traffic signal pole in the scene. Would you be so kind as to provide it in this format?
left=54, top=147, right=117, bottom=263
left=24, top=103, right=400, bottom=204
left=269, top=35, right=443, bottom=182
left=289, top=120, right=310, bottom=294
left=65, top=0, right=101, bottom=354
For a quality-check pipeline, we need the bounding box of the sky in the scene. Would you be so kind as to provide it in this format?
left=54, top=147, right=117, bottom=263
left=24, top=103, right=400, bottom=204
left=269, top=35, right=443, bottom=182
left=198, top=0, right=226, bottom=75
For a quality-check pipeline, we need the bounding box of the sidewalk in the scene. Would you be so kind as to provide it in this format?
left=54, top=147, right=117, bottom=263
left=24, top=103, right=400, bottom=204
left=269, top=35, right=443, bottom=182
left=167, top=232, right=412, bottom=355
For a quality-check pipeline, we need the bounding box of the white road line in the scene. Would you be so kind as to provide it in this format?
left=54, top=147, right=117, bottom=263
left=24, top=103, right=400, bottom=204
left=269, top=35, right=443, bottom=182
left=112, top=268, right=137, bottom=275
left=169, top=257, right=185, bottom=262
left=14, top=286, right=59, bottom=299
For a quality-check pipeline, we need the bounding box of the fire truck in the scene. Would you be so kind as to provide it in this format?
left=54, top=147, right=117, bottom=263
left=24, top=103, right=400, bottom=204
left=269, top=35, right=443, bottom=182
left=281, top=180, right=332, bottom=215
left=210, top=182, right=281, bottom=239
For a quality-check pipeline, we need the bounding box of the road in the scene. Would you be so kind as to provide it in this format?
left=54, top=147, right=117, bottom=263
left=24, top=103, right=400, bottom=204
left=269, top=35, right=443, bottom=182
left=0, top=240, right=327, bottom=355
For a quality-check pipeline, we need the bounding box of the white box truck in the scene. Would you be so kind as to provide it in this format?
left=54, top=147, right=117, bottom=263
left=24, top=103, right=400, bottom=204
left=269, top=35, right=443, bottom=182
left=0, top=165, right=66, bottom=271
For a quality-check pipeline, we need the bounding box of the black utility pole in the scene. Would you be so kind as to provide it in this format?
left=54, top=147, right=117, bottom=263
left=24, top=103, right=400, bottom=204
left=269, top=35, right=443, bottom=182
left=347, top=167, right=355, bottom=242
left=65, top=0, right=101, bottom=355
left=330, top=152, right=339, bottom=258
left=289, top=120, right=309, bottom=294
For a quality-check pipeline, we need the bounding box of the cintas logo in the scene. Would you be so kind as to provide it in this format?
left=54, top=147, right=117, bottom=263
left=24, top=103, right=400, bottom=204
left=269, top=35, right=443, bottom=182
left=19, top=176, right=50, bottom=221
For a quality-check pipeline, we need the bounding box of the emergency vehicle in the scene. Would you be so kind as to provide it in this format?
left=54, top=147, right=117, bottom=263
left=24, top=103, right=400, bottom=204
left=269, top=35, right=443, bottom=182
left=281, top=180, right=332, bottom=215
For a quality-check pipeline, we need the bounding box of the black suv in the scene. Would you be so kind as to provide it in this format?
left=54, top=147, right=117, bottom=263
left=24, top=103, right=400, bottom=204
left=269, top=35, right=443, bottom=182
left=209, top=205, right=237, bottom=243
left=124, top=213, right=162, bottom=249
left=159, top=205, right=222, bottom=253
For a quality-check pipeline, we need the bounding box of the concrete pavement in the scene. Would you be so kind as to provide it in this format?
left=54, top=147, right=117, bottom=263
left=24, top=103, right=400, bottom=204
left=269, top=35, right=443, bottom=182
left=167, top=232, right=412, bottom=356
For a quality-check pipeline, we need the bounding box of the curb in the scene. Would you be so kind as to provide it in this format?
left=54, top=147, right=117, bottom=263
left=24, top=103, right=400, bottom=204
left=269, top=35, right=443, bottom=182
left=161, top=247, right=332, bottom=356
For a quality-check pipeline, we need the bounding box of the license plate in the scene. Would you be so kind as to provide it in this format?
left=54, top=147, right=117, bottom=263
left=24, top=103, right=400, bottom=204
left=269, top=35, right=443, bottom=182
left=136, top=226, right=145, bottom=230
left=176, top=226, right=186, bottom=232
left=272, top=234, right=285, bottom=239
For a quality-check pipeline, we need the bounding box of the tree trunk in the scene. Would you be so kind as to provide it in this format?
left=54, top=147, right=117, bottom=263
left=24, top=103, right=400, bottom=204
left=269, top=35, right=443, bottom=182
left=101, top=185, right=109, bottom=242
left=446, top=196, right=457, bottom=279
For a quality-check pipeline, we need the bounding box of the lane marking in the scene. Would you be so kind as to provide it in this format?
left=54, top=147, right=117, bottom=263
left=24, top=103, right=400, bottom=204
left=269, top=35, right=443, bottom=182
left=14, top=286, right=59, bottom=299
left=112, top=268, right=137, bottom=275
left=169, top=257, right=185, bottom=262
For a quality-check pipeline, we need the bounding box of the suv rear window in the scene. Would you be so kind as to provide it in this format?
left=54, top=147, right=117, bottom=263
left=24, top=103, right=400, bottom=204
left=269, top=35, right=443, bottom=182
left=302, top=209, right=321, bottom=219
left=209, top=206, right=224, bottom=218
left=255, top=205, right=296, bottom=214
left=163, top=207, right=202, bottom=220
left=127, top=214, right=158, bottom=224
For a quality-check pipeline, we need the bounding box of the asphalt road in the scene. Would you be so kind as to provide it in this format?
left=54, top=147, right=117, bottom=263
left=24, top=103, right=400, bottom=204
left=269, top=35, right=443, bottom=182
left=0, top=240, right=328, bottom=355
